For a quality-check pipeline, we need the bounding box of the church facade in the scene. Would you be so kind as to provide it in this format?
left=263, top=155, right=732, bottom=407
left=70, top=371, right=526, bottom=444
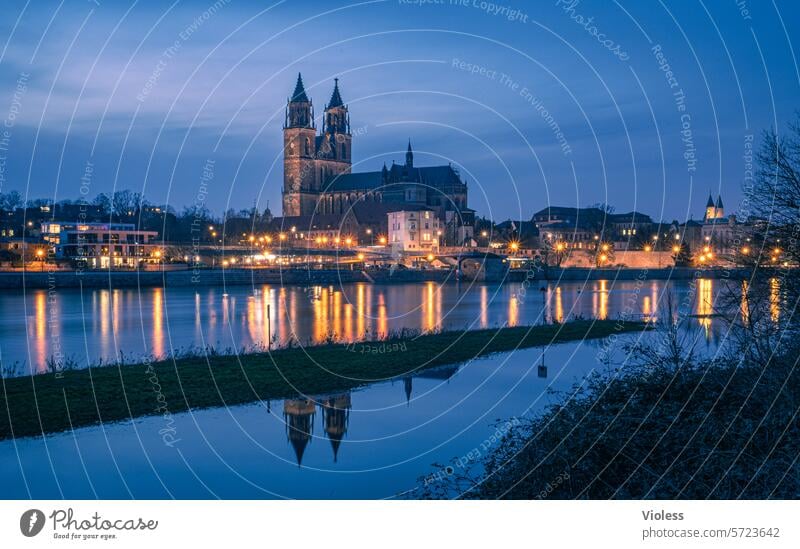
left=282, top=74, right=473, bottom=243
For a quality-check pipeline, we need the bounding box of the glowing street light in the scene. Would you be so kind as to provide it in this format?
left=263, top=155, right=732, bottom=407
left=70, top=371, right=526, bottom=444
left=427, top=253, right=435, bottom=262
left=672, top=245, right=681, bottom=253
left=644, top=245, right=652, bottom=252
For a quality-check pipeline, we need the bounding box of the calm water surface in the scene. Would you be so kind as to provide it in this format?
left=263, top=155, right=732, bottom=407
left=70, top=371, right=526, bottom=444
left=0, top=279, right=740, bottom=498
left=0, top=278, right=732, bottom=375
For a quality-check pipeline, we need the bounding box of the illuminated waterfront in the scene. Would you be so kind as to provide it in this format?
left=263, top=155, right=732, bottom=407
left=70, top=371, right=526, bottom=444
left=0, top=278, right=741, bottom=376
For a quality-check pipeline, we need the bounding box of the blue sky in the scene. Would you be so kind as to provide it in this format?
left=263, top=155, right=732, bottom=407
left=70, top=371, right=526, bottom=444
left=0, top=0, right=798, bottom=222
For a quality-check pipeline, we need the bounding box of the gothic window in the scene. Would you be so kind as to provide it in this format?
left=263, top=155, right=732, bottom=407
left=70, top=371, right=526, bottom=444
left=304, top=138, right=311, bottom=156
left=341, top=144, right=347, bottom=159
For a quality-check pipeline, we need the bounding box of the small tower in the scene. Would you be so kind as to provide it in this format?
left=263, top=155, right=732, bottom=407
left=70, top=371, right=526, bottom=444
left=715, top=195, right=724, bottom=219
left=283, top=73, right=318, bottom=217
left=405, top=139, right=414, bottom=168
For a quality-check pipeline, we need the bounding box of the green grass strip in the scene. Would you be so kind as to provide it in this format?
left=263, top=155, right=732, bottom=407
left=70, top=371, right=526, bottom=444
left=0, top=320, right=647, bottom=440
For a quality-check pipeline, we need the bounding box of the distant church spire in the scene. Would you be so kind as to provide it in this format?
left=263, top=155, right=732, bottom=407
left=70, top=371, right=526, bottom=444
left=406, top=139, right=413, bottom=168
left=704, top=191, right=725, bottom=221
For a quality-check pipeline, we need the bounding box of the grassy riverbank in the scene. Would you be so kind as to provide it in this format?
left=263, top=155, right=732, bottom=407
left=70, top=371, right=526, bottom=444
left=418, top=334, right=800, bottom=499
left=0, top=320, right=647, bottom=440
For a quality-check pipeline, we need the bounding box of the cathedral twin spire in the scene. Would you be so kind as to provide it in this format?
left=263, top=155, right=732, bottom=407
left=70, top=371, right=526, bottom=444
left=288, top=72, right=345, bottom=110
left=290, top=73, right=309, bottom=102
left=327, top=77, right=344, bottom=108
left=704, top=191, right=725, bottom=220
left=287, top=73, right=349, bottom=134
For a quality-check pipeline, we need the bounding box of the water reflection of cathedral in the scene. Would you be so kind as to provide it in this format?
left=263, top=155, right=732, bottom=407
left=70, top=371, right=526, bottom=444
left=282, top=368, right=462, bottom=465
left=283, top=393, right=352, bottom=465
left=320, top=394, right=351, bottom=462
left=283, top=398, right=316, bottom=466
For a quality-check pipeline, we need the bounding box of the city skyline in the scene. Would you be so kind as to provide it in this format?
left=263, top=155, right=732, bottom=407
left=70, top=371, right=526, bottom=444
left=0, top=1, right=798, bottom=222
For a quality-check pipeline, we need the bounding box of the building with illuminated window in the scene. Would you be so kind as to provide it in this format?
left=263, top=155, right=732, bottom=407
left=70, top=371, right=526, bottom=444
left=388, top=209, right=441, bottom=254
left=43, top=222, right=159, bottom=268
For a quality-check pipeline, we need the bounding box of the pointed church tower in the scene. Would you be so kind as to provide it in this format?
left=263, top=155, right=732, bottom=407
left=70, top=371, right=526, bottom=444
left=405, top=139, right=414, bottom=168
left=704, top=193, right=716, bottom=221
left=715, top=195, right=724, bottom=218
left=320, top=78, right=351, bottom=164
left=283, top=73, right=318, bottom=217
left=316, top=78, right=352, bottom=213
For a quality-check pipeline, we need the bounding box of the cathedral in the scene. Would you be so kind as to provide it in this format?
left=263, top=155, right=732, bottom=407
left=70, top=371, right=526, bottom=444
left=281, top=74, right=474, bottom=242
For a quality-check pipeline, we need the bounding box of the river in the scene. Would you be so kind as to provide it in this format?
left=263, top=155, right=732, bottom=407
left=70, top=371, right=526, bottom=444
left=0, top=278, right=746, bottom=498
